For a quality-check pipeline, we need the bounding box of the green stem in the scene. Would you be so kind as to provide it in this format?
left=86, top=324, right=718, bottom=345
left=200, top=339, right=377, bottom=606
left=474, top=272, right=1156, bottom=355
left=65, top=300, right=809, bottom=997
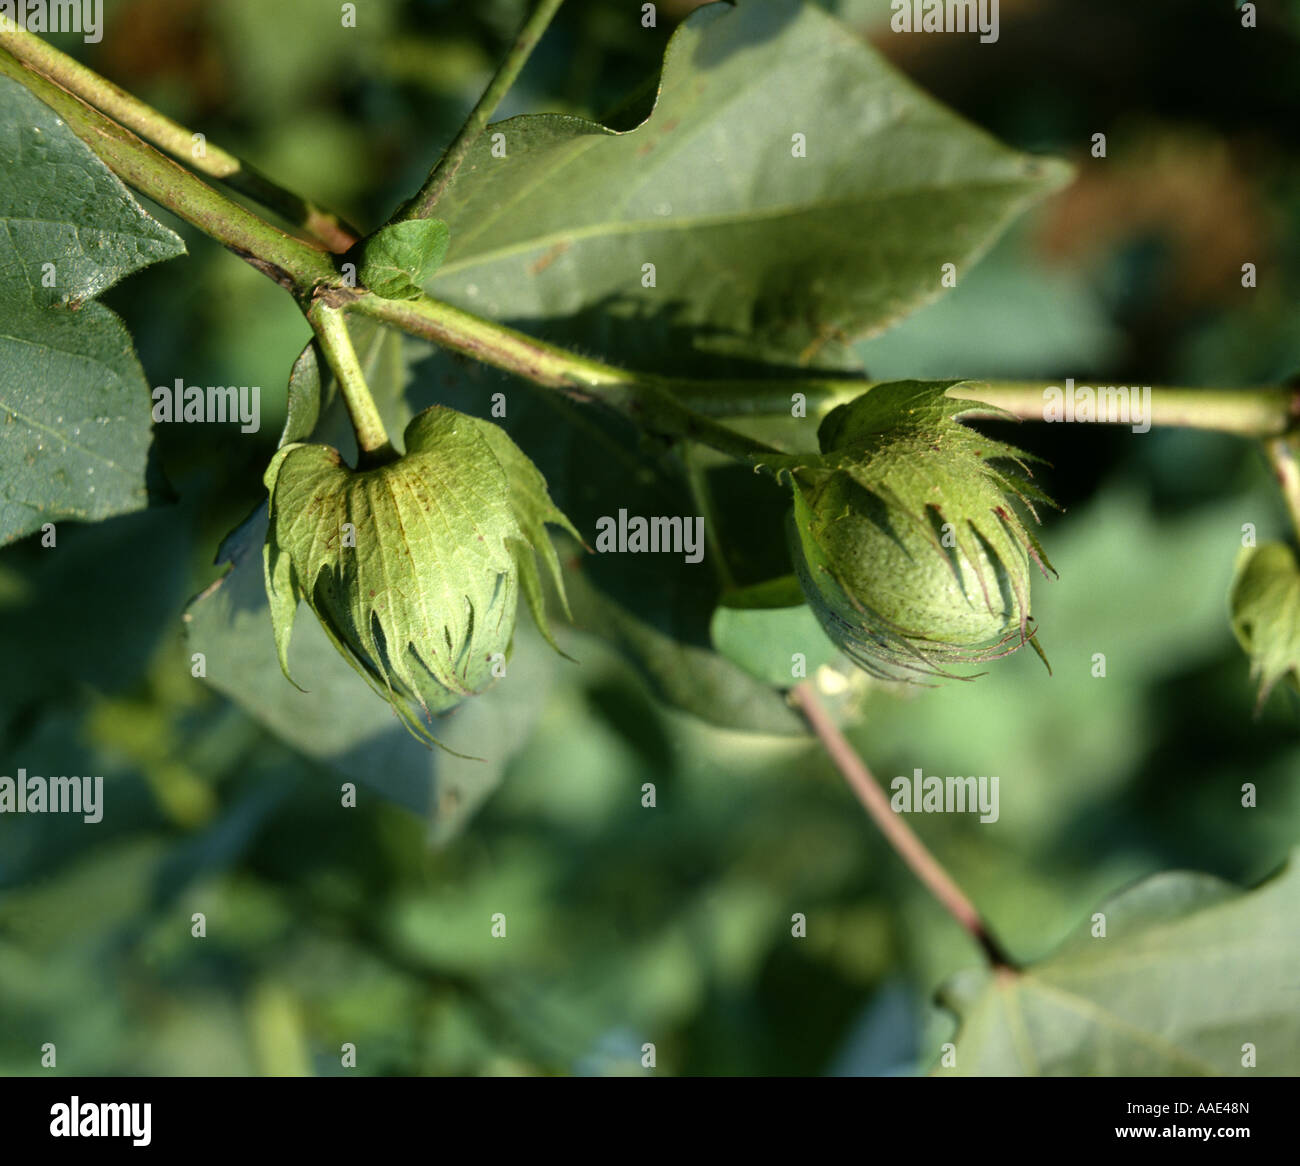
left=350, top=288, right=1300, bottom=464
left=0, top=19, right=359, bottom=251
left=308, top=304, right=395, bottom=463
left=0, top=48, right=338, bottom=297
left=397, top=0, right=566, bottom=222
left=350, top=291, right=782, bottom=463
left=671, top=377, right=1300, bottom=438
left=1264, top=437, right=1300, bottom=544
left=963, top=381, right=1299, bottom=438
left=351, top=289, right=622, bottom=389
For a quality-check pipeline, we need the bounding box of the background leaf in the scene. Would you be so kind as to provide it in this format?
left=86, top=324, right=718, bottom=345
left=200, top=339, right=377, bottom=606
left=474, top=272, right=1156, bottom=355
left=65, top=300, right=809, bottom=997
left=933, top=852, right=1300, bottom=1076
left=0, top=75, right=184, bottom=545
left=710, top=601, right=841, bottom=687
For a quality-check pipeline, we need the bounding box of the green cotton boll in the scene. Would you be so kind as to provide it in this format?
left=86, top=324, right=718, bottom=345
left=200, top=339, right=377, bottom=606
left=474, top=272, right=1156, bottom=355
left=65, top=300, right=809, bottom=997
left=262, top=405, right=580, bottom=747
left=783, top=381, right=1055, bottom=682
left=1229, top=540, right=1300, bottom=710
left=794, top=472, right=1025, bottom=648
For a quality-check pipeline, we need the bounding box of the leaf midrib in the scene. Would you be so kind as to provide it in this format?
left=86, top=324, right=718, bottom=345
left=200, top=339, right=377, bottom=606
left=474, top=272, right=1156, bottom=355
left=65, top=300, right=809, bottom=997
left=435, top=176, right=1048, bottom=281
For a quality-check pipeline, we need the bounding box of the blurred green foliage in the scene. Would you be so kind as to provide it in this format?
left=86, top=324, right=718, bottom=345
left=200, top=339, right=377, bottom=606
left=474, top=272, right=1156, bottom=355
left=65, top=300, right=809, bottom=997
left=2, top=0, right=1299, bottom=1075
